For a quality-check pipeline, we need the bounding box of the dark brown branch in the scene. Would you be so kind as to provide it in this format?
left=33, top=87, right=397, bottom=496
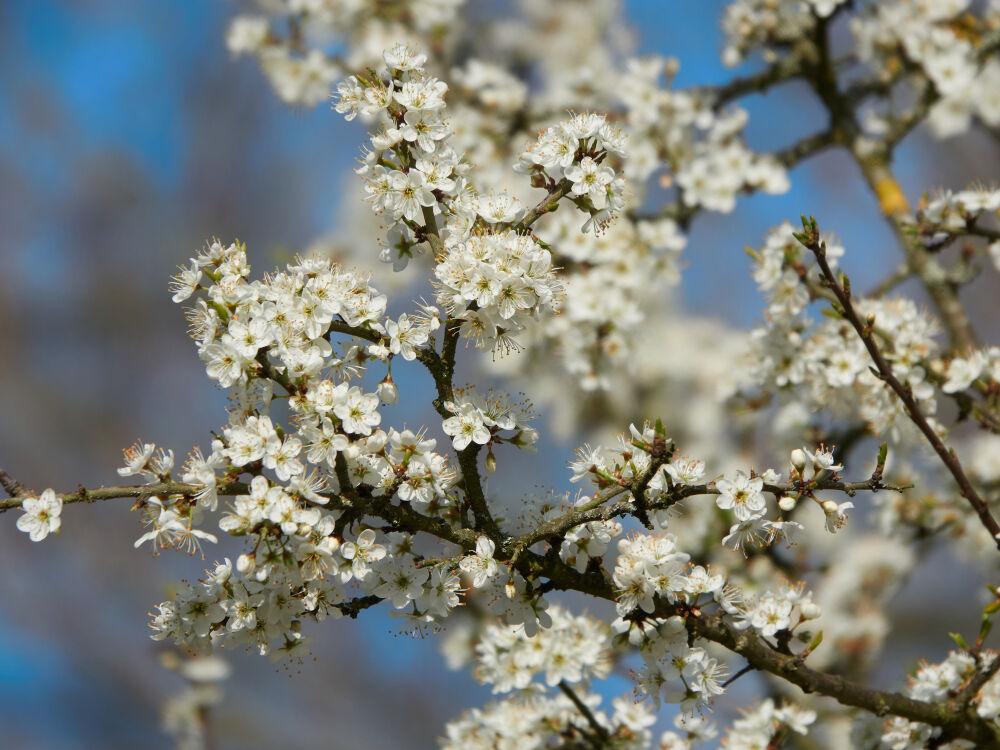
left=335, top=595, right=383, bottom=619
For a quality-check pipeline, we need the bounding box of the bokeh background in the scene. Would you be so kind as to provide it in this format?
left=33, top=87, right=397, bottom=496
left=1, top=1, right=999, bottom=747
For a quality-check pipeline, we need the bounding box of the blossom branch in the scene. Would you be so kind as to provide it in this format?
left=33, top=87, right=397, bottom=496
left=0, top=480, right=251, bottom=513
left=795, top=216, right=1000, bottom=549
left=510, top=547, right=1000, bottom=747
left=510, top=474, right=903, bottom=554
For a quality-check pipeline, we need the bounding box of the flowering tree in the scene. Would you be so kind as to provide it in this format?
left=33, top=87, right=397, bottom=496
left=7, top=1, right=1000, bottom=747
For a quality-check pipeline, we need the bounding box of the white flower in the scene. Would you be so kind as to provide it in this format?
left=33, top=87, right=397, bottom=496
left=385, top=313, right=428, bottom=361
left=340, top=529, right=386, bottom=581
left=821, top=500, right=853, bottom=533
left=942, top=351, right=986, bottom=393
left=383, top=43, right=427, bottom=71
left=565, top=156, right=616, bottom=208
left=389, top=169, right=437, bottom=222
left=16, top=489, right=62, bottom=542
left=715, top=471, right=766, bottom=521
left=664, top=456, right=705, bottom=485
left=459, top=536, right=498, bottom=588
left=442, top=403, right=491, bottom=450
left=477, top=192, right=525, bottom=224
left=134, top=498, right=218, bottom=554
left=118, top=440, right=156, bottom=477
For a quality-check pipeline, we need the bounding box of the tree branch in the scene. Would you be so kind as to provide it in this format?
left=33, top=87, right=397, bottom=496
left=0, top=480, right=251, bottom=513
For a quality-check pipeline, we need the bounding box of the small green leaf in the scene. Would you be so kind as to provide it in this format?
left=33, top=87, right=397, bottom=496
left=979, top=619, right=993, bottom=644
left=808, top=631, right=823, bottom=652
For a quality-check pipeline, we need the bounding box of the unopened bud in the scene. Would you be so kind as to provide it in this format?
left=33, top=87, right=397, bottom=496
left=778, top=496, right=797, bottom=512
left=237, top=553, right=255, bottom=575
left=800, top=601, right=821, bottom=620
left=821, top=499, right=839, bottom=514
left=505, top=580, right=516, bottom=599
left=378, top=375, right=399, bottom=405
left=790, top=448, right=808, bottom=472
left=485, top=452, right=497, bottom=474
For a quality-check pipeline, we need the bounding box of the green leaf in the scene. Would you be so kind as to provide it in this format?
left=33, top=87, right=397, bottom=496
left=807, top=631, right=823, bottom=652
left=979, top=619, right=993, bottom=644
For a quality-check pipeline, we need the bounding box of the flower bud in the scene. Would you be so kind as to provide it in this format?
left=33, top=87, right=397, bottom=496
left=237, top=552, right=255, bottom=575
left=778, top=495, right=797, bottom=512
left=378, top=375, right=399, bottom=405
left=790, top=448, right=807, bottom=472
left=485, top=452, right=497, bottom=474
left=505, top=580, right=516, bottom=599
left=821, top=499, right=839, bottom=514
left=800, top=601, right=821, bottom=620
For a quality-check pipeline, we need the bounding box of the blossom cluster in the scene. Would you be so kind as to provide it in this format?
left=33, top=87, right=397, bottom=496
left=742, top=222, right=945, bottom=443
left=473, top=605, right=611, bottom=693
left=225, top=1, right=466, bottom=106
left=852, top=0, right=1000, bottom=138
left=334, top=44, right=472, bottom=268
left=633, top=616, right=727, bottom=714
left=881, top=649, right=1000, bottom=749
left=515, top=112, right=628, bottom=232
left=721, top=0, right=840, bottom=67
left=442, top=387, right=538, bottom=453
left=442, top=691, right=657, bottom=750
left=433, top=229, right=561, bottom=352
left=916, top=186, right=1000, bottom=235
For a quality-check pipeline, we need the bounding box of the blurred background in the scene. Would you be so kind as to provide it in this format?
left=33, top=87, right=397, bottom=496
left=1, top=0, right=999, bottom=747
